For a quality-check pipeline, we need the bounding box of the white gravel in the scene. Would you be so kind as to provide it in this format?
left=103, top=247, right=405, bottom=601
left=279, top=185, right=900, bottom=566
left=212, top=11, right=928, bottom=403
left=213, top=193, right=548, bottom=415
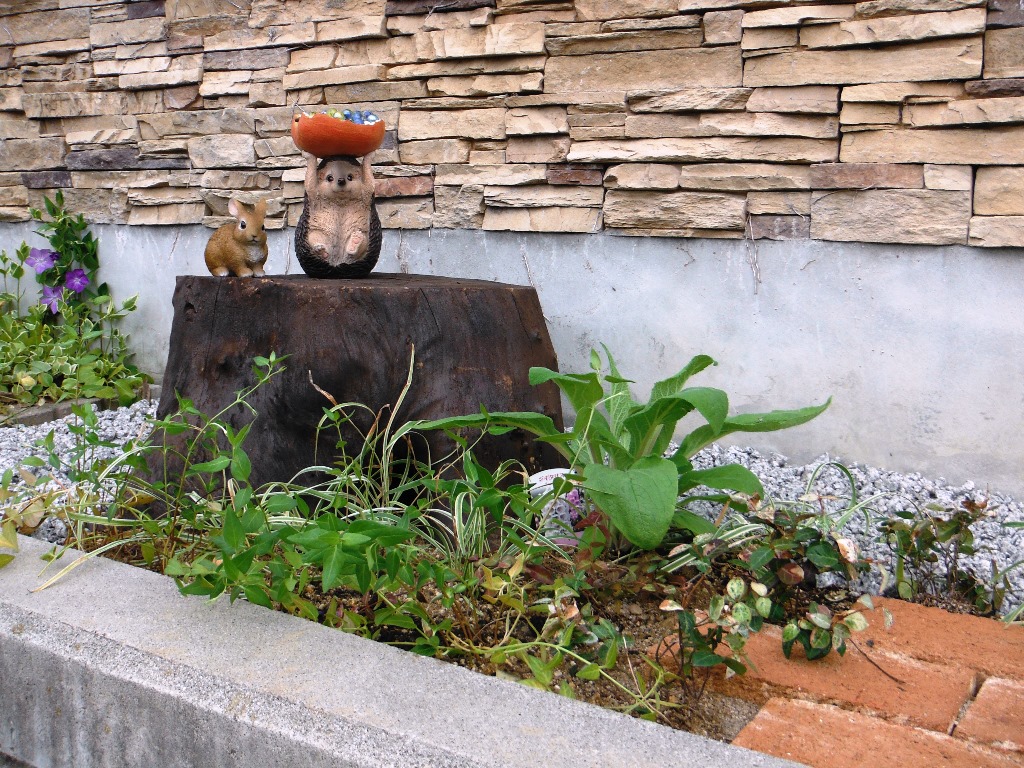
left=2, top=402, right=1021, bottom=614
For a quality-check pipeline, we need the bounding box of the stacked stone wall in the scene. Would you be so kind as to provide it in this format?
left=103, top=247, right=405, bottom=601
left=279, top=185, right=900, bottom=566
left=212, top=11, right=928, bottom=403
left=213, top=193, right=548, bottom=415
left=0, top=0, right=1021, bottom=247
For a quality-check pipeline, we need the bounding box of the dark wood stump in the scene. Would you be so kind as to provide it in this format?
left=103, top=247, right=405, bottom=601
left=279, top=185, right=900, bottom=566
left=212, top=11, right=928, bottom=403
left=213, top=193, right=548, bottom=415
left=153, top=274, right=563, bottom=490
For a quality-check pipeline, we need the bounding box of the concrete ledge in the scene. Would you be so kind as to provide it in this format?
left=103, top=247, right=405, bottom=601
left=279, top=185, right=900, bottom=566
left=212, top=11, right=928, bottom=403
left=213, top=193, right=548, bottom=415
left=0, top=536, right=798, bottom=768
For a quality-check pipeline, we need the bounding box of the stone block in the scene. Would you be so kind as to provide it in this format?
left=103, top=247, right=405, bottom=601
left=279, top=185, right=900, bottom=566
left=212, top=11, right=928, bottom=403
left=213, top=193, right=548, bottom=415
left=841, top=126, right=1024, bottom=165
left=741, top=28, right=798, bottom=50
left=426, top=73, right=542, bottom=97
left=374, top=175, right=434, bottom=198
left=21, top=170, right=73, bottom=190
left=187, top=134, right=256, bottom=169
left=505, top=107, right=568, bottom=136
left=603, top=189, right=746, bottom=229
left=128, top=203, right=206, bottom=225
left=906, top=97, right=1024, bottom=127
left=567, top=137, right=836, bottom=164
left=398, top=108, right=506, bottom=141
left=840, top=103, right=900, bottom=125
left=387, top=8, right=492, bottom=35
left=841, top=81, right=964, bottom=102
left=987, top=0, right=1024, bottom=28
left=0, top=138, right=65, bottom=171
left=745, top=86, right=839, bottom=114
left=22, top=91, right=127, bottom=118
left=127, top=187, right=205, bottom=206
left=969, top=216, right=1024, bottom=247
left=800, top=8, right=986, bottom=48
left=746, top=191, right=811, bottom=215
left=376, top=197, right=434, bottom=228
left=601, top=15, right=701, bottom=32
left=409, top=23, right=545, bottom=61
left=703, top=10, right=743, bottom=45
left=65, top=129, right=138, bottom=147
left=570, top=126, right=627, bottom=141
left=433, top=184, right=485, bottom=228
left=546, top=164, right=604, bottom=186
left=573, top=0, right=677, bottom=20
left=317, top=16, right=388, bottom=42
left=0, top=89, right=21, bottom=112
left=205, top=48, right=291, bottom=72
left=985, top=28, right=1024, bottom=79
left=966, top=78, right=1024, bottom=98
left=205, top=24, right=317, bottom=52
left=545, top=29, right=701, bottom=56
left=604, top=163, right=681, bottom=190
left=0, top=185, right=29, bottom=207
left=4, top=8, right=89, bottom=46
left=386, top=55, right=546, bottom=80
left=249, top=82, right=286, bottom=107
left=283, top=65, right=385, bottom=90
left=59, top=188, right=130, bottom=225
left=974, top=167, right=1024, bottom=215
left=399, top=139, right=472, bottom=164
left=956, top=677, right=1024, bottom=751
left=13, top=38, right=90, bottom=59
left=677, top=162, right=811, bottom=191
left=91, top=17, right=166, bottom=48
left=855, top=0, right=985, bottom=15
left=469, top=150, right=505, bottom=164
left=744, top=38, right=982, bottom=86
left=482, top=206, right=602, bottom=233
left=435, top=163, right=547, bottom=186
left=810, top=163, right=924, bottom=189
left=810, top=189, right=970, bottom=245
left=483, top=185, right=603, bottom=207
left=506, top=137, right=571, bottom=163
left=325, top=80, right=429, bottom=102
left=749, top=214, right=809, bottom=240
left=545, top=48, right=741, bottom=92
left=924, top=165, right=972, bottom=191
left=742, top=4, right=855, bottom=27
left=627, top=87, right=752, bottom=112
left=200, top=71, right=251, bottom=97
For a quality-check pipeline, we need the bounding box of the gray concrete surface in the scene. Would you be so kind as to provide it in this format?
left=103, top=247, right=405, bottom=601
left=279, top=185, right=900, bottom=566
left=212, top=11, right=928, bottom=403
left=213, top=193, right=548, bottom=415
left=1, top=222, right=1021, bottom=496
left=0, top=536, right=800, bottom=768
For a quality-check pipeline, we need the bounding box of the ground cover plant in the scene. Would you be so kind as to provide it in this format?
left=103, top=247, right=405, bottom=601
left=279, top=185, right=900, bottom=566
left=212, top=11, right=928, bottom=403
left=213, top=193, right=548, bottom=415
left=0, top=192, right=146, bottom=420
left=1, top=350, right=1020, bottom=740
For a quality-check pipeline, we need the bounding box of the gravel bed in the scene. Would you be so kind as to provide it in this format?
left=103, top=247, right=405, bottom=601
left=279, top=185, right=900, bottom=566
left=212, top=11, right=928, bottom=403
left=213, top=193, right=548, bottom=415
left=2, top=402, right=1021, bottom=614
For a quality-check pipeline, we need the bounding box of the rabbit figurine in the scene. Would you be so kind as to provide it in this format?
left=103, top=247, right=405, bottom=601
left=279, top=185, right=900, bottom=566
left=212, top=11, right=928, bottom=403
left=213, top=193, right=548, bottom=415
left=204, top=197, right=268, bottom=277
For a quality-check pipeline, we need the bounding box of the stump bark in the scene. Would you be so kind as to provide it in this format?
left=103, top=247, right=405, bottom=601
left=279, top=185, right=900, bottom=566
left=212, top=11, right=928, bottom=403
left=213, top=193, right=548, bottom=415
left=153, top=274, right=563, bottom=490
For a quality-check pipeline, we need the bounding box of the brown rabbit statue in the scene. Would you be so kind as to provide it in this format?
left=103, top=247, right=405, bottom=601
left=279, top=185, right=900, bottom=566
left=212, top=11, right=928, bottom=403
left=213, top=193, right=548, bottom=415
left=204, top=197, right=268, bottom=277
left=294, top=153, right=381, bottom=279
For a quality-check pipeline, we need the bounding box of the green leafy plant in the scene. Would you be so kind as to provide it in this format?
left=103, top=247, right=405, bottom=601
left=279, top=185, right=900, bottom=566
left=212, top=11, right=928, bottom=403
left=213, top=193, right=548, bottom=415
left=413, top=347, right=829, bottom=551
left=29, top=190, right=102, bottom=314
left=781, top=596, right=872, bottom=660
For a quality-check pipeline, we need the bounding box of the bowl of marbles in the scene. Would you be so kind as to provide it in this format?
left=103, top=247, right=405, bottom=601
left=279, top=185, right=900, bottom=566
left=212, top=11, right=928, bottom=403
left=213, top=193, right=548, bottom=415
left=291, top=107, right=385, bottom=158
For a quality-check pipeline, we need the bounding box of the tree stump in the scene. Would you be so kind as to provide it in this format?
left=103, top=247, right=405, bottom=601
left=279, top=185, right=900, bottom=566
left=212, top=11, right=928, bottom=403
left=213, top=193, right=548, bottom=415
left=152, top=274, right=564, bottom=490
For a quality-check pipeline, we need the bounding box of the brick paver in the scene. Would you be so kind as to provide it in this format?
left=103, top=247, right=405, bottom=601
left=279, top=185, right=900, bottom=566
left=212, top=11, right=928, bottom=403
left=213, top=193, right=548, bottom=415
left=956, top=677, right=1024, bottom=754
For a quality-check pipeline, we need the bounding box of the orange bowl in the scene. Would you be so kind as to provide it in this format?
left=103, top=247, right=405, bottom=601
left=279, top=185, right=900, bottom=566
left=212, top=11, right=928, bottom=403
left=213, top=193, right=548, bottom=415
left=291, top=112, right=386, bottom=158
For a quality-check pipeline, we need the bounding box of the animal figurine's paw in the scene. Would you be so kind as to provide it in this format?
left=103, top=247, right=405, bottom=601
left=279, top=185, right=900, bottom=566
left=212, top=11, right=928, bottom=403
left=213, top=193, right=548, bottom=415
left=312, top=242, right=329, bottom=257
left=345, top=231, right=366, bottom=258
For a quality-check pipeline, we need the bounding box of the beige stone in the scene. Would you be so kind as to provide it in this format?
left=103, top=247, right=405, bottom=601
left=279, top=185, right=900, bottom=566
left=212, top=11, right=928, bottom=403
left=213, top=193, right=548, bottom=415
left=0, top=139, right=65, bottom=171
left=94, top=56, right=172, bottom=77
left=571, top=127, right=628, bottom=140
left=746, top=191, right=811, bottom=215
left=744, top=38, right=982, bottom=86
left=568, top=114, right=626, bottom=128
left=574, top=0, right=678, bottom=20
left=386, top=55, right=546, bottom=80
left=742, top=4, right=855, bottom=28
left=407, top=23, right=545, bottom=61
left=507, top=92, right=625, bottom=109
left=841, top=126, right=1024, bottom=165
left=741, top=28, right=799, bottom=50
left=0, top=186, right=29, bottom=207
left=247, top=0, right=385, bottom=27
left=2, top=9, right=88, bottom=46
left=127, top=187, right=205, bottom=206
left=120, top=69, right=203, bottom=91
left=545, top=48, right=741, bottom=92
left=483, top=206, right=603, bottom=233
left=627, top=87, right=752, bottom=112
left=187, top=134, right=256, bottom=168
left=985, top=28, right=1024, bottom=79
left=841, top=81, right=964, bottom=103
left=974, top=167, right=1024, bottom=215
left=506, top=137, right=571, bottom=164
left=22, top=91, right=127, bottom=119
left=255, top=137, right=299, bottom=159
left=906, top=97, right=1024, bottom=127
left=376, top=197, right=433, bottom=229
left=801, top=8, right=985, bottom=49
left=115, top=41, right=170, bottom=60
left=91, top=17, right=166, bottom=48
left=968, top=216, right=1024, bottom=247
left=250, top=82, right=287, bottom=107
left=0, top=89, right=23, bottom=112
left=841, top=103, right=900, bottom=125
left=748, top=214, right=810, bottom=240
left=483, top=185, right=604, bottom=207
left=399, top=139, right=472, bottom=164
left=703, top=11, right=743, bottom=45
left=608, top=227, right=744, bottom=239
left=387, top=9, right=492, bottom=35
left=810, top=189, right=970, bottom=244
left=138, top=139, right=190, bottom=157
left=325, top=81, right=429, bottom=103
left=288, top=47, right=337, bottom=73
left=426, top=73, right=543, bottom=97
left=317, top=16, right=387, bottom=42
left=921, top=165, right=972, bottom=191
left=200, top=170, right=273, bottom=189
left=505, top=107, right=568, bottom=136
left=567, top=137, right=836, bottom=164
left=626, top=112, right=837, bottom=139
left=602, top=15, right=701, bottom=31
left=435, top=164, right=548, bottom=186
left=433, top=184, right=486, bottom=228
left=283, top=65, right=385, bottom=90
left=470, top=150, right=506, bottom=164
left=398, top=108, right=506, bottom=141
left=57, top=189, right=130, bottom=225
left=13, top=38, right=90, bottom=59
left=546, top=29, right=701, bottom=56
left=403, top=97, right=505, bottom=111
left=856, top=0, right=985, bottom=15
left=810, top=162, right=923, bottom=189
left=746, top=86, right=839, bottom=114
left=205, top=24, right=316, bottom=52
left=70, top=170, right=176, bottom=189
left=129, top=203, right=206, bottom=225
left=603, top=189, right=746, bottom=229
left=65, top=129, right=137, bottom=146
left=604, top=164, right=681, bottom=190
left=0, top=115, right=37, bottom=139
left=200, top=71, right=252, bottom=97
left=677, top=163, right=812, bottom=191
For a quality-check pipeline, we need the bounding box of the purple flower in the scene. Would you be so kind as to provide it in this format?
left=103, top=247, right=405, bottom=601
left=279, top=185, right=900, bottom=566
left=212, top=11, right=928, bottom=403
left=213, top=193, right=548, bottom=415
left=41, top=285, right=64, bottom=313
left=26, top=248, right=57, bottom=274
left=64, top=268, right=89, bottom=294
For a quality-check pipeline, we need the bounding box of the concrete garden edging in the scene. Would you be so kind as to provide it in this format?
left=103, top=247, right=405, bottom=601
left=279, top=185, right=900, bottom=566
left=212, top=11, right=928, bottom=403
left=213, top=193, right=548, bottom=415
left=0, top=536, right=797, bottom=768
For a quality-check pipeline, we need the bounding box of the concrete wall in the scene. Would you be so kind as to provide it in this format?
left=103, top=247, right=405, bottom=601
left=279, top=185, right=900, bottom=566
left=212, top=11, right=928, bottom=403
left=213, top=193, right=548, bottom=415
left=2, top=220, right=1021, bottom=497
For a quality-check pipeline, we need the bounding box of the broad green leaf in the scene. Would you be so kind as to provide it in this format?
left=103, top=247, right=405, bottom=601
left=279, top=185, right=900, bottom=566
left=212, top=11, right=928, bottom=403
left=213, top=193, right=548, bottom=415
left=322, top=545, right=345, bottom=591
left=726, top=577, right=746, bottom=601
left=755, top=597, right=773, bottom=617
left=693, top=650, right=726, bottom=667
left=576, top=663, right=601, bottom=681
left=672, top=509, right=716, bottom=536
left=843, top=611, right=869, bottom=632
left=622, top=395, right=696, bottom=458
left=678, top=464, right=764, bottom=496
left=678, top=387, right=729, bottom=434
left=188, top=455, right=231, bottom=475
left=0, top=520, right=19, bottom=550
left=781, top=622, right=800, bottom=642
left=582, top=457, right=678, bottom=550
left=601, top=345, right=636, bottom=443
left=650, top=355, right=716, bottom=401
left=222, top=509, right=244, bottom=552
left=412, top=411, right=561, bottom=442
left=676, top=399, right=832, bottom=459
left=528, top=367, right=603, bottom=416
left=732, top=602, right=752, bottom=624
